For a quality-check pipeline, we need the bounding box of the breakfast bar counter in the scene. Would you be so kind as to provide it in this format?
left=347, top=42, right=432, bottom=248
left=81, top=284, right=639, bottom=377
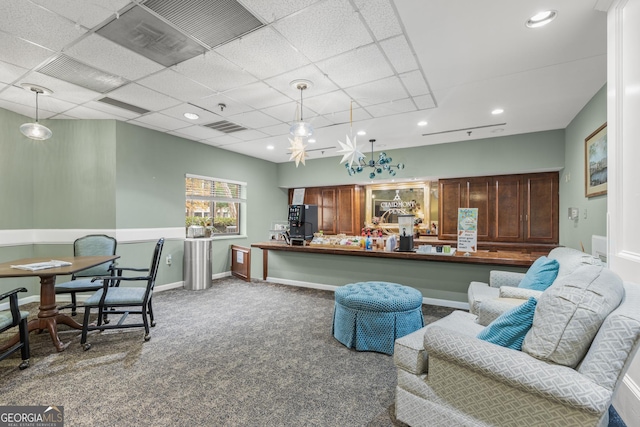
left=251, top=241, right=540, bottom=281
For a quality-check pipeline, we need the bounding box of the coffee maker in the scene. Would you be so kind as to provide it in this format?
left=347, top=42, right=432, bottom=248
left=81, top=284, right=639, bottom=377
left=287, top=204, right=318, bottom=244
left=397, top=214, right=415, bottom=252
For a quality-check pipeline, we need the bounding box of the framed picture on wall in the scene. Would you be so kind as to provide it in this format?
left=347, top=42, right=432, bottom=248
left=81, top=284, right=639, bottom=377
left=585, top=122, right=607, bottom=197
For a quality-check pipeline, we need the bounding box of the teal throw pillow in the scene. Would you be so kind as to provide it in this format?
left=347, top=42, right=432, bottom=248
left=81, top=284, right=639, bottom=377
left=477, top=297, right=537, bottom=350
left=518, top=256, right=559, bottom=291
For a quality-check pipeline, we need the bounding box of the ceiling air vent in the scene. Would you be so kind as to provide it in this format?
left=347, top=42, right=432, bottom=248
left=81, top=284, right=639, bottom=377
left=97, top=5, right=207, bottom=67
left=37, top=55, right=128, bottom=93
left=143, top=0, right=264, bottom=49
left=205, top=120, right=246, bottom=133
left=98, top=97, right=150, bottom=115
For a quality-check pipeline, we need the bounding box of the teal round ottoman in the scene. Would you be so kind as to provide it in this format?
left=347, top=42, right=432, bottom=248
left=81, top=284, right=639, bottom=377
left=332, top=281, right=424, bottom=355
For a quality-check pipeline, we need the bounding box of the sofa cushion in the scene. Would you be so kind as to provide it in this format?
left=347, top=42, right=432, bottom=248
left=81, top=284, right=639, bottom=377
left=477, top=297, right=537, bottom=350
left=518, top=256, right=559, bottom=291
left=522, top=265, right=624, bottom=368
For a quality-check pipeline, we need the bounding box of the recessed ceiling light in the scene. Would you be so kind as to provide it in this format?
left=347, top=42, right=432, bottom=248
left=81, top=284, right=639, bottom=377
left=491, top=108, right=504, bottom=115
left=308, top=138, right=316, bottom=143
left=184, top=112, right=199, bottom=120
left=526, top=10, right=557, bottom=28
left=267, top=145, right=274, bottom=150
left=357, top=130, right=366, bottom=136
left=417, top=121, right=428, bottom=126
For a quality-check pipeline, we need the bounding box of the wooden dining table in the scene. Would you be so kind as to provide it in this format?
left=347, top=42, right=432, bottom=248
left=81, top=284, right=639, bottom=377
left=0, top=255, right=120, bottom=352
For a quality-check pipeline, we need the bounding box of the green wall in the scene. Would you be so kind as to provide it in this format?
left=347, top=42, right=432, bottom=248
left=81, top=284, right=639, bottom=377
left=560, top=85, right=608, bottom=253
left=0, top=81, right=607, bottom=304
left=277, top=130, right=566, bottom=188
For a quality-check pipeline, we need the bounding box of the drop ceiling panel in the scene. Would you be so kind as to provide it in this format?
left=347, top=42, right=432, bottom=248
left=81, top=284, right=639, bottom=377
left=322, top=106, right=372, bottom=124
left=306, top=114, right=334, bottom=129
left=133, top=112, right=191, bottom=131
left=273, top=0, right=373, bottom=62
left=366, top=98, right=417, bottom=118
left=203, top=134, right=242, bottom=146
left=223, top=81, right=292, bottom=110
left=17, top=72, right=101, bottom=105
left=128, top=119, right=165, bottom=133
left=413, top=94, right=437, bottom=110
left=305, top=90, right=353, bottom=115
left=264, top=64, right=339, bottom=97
left=137, top=69, right=216, bottom=102
left=215, top=27, right=309, bottom=79
left=261, top=103, right=297, bottom=122
left=0, top=98, right=56, bottom=119
left=160, top=103, right=222, bottom=125
left=29, top=0, right=131, bottom=29
left=175, top=52, right=258, bottom=92
left=258, top=123, right=290, bottom=137
left=227, top=110, right=280, bottom=128
left=229, top=129, right=269, bottom=141
left=354, top=0, right=403, bottom=41
left=64, top=34, right=165, bottom=81
left=191, top=94, right=254, bottom=117
left=108, top=83, right=182, bottom=111
left=61, top=105, right=125, bottom=120
left=400, top=70, right=430, bottom=97
left=239, top=0, right=320, bottom=23
left=170, top=125, right=225, bottom=140
left=0, top=33, right=54, bottom=70
left=346, top=76, right=407, bottom=106
left=380, top=35, right=419, bottom=74
left=83, top=100, right=142, bottom=119
left=0, top=61, right=28, bottom=85
left=0, top=0, right=86, bottom=51
left=320, top=44, right=393, bottom=88
left=1, top=85, right=75, bottom=116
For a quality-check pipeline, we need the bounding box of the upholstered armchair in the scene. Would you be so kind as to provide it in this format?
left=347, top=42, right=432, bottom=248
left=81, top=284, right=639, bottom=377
left=395, top=265, right=640, bottom=427
left=468, top=247, right=602, bottom=317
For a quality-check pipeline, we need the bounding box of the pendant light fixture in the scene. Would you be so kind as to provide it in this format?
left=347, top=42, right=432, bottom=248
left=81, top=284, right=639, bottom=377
left=289, top=79, right=313, bottom=138
left=345, top=139, right=405, bottom=178
left=20, top=84, right=53, bottom=141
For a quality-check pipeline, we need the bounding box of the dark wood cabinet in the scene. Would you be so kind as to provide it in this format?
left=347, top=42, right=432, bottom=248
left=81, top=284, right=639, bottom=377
left=439, top=172, right=558, bottom=245
left=288, top=185, right=364, bottom=235
left=438, top=177, right=492, bottom=241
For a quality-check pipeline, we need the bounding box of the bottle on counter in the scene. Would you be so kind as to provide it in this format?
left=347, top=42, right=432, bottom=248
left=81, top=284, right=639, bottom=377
left=365, top=234, right=372, bottom=250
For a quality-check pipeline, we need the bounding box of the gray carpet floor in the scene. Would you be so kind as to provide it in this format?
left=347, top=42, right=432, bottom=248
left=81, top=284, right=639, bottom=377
left=0, top=278, right=454, bottom=427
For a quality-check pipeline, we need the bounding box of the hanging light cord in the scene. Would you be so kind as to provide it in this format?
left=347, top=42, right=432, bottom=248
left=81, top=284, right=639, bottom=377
left=35, top=90, right=40, bottom=122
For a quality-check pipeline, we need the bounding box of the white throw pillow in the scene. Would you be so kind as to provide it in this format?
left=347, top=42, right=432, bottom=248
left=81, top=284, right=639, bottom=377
left=521, top=265, right=624, bottom=368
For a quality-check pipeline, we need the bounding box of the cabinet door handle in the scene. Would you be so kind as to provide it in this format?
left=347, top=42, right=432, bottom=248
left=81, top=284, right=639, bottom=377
left=520, top=214, right=522, bottom=222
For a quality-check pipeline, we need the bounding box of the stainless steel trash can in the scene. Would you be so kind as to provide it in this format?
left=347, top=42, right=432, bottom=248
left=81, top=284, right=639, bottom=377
left=184, top=238, right=212, bottom=290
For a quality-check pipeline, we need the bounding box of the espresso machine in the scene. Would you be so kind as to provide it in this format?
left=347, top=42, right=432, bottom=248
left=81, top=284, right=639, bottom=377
left=287, top=204, right=318, bottom=245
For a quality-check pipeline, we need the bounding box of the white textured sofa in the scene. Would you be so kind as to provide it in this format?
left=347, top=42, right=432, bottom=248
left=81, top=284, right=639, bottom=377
left=468, top=247, right=602, bottom=319
left=394, top=265, right=640, bottom=427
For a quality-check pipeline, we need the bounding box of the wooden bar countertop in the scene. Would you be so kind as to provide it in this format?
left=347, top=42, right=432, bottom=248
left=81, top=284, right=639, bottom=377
left=251, top=241, right=540, bottom=268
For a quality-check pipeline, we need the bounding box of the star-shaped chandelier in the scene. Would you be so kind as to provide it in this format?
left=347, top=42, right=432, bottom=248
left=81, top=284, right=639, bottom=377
left=343, top=139, right=405, bottom=179
left=288, top=136, right=308, bottom=167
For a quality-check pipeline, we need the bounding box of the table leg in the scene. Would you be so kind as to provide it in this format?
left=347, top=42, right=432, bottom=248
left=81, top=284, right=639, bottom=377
left=262, top=250, right=268, bottom=280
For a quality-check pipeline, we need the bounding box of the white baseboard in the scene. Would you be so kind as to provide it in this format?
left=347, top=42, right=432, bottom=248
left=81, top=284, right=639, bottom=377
left=614, top=375, right=640, bottom=427
left=264, top=276, right=470, bottom=310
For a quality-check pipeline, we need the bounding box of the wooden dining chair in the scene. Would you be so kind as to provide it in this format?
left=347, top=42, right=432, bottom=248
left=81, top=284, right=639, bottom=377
left=0, top=287, right=30, bottom=369
left=80, top=238, right=164, bottom=351
left=55, top=234, right=117, bottom=316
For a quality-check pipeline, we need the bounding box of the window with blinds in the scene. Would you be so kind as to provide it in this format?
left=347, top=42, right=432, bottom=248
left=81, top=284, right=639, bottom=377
left=185, top=174, right=246, bottom=237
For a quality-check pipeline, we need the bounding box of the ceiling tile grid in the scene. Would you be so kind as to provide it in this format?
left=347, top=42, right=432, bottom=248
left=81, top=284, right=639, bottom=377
left=29, top=0, right=130, bottom=29
left=137, top=69, right=216, bottom=102
left=63, top=34, right=165, bottom=81
left=0, top=0, right=87, bottom=52
left=215, top=27, right=310, bottom=80
left=0, top=33, right=55, bottom=71
left=273, top=0, right=374, bottom=62
left=108, top=83, right=182, bottom=111
left=319, top=43, right=394, bottom=89
left=175, top=51, right=259, bottom=92
left=353, top=0, right=403, bottom=41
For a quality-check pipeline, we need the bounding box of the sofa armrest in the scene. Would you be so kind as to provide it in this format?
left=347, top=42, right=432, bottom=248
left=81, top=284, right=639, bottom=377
left=475, top=298, right=524, bottom=326
left=489, top=270, right=525, bottom=288
left=423, top=326, right=611, bottom=414
left=499, top=286, right=543, bottom=300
